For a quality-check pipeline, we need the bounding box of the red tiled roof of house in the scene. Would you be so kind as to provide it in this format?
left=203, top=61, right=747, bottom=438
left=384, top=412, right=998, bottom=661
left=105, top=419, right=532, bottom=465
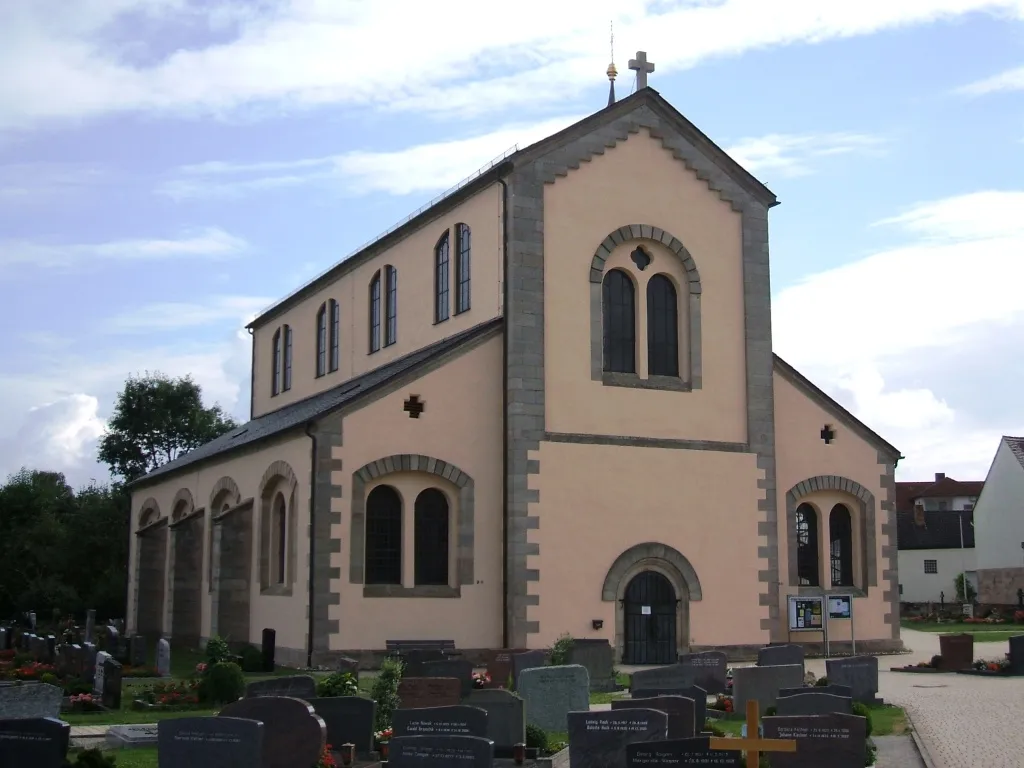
left=894, top=476, right=984, bottom=513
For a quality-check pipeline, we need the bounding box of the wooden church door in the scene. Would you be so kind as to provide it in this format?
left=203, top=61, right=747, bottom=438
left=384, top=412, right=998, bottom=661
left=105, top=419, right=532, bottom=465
left=622, top=570, right=678, bottom=664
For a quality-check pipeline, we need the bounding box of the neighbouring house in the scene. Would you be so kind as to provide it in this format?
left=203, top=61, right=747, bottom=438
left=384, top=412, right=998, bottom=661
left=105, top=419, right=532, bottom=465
left=973, top=437, right=1024, bottom=605
left=124, top=69, right=905, bottom=667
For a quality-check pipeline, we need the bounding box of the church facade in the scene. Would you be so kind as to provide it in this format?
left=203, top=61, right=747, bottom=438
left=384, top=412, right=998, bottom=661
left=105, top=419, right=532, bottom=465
left=126, top=85, right=903, bottom=667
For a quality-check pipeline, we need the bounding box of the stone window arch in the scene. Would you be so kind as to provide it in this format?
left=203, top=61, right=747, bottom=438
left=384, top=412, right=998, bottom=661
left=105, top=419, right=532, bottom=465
left=350, top=454, right=474, bottom=598
left=138, top=498, right=161, bottom=529
left=590, top=225, right=702, bottom=391
left=170, top=488, right=194, bottom=523
left=208, top=476, right=241, bottom=591
left=258, top=460, right=298, bottom=595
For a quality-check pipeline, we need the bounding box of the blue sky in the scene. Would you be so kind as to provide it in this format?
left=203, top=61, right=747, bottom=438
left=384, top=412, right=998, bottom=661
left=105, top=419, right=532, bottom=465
left=2, top=0, right=1023, bottom=488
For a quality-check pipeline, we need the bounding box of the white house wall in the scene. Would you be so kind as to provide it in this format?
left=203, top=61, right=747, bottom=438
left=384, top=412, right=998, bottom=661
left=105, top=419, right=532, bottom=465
left=974, top=441, right=1024, bottom=570
left=898, top=548, right=977, bottom=603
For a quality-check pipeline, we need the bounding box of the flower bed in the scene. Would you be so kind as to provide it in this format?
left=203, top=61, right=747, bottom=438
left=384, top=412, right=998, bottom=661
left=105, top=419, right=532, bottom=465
left=472, top=672, right=491, bottom=689
left=957, top=658, right=1016, bottom=677
left=132, top=679, right=202, bottom=711
left=707, top=695, right=734, bottom=714
left=62, top=693, right=106, bottom=714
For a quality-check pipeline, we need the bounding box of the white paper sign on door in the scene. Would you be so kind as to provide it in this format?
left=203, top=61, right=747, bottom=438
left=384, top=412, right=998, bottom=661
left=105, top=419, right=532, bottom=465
left=641, top=606, right=651, bottom=615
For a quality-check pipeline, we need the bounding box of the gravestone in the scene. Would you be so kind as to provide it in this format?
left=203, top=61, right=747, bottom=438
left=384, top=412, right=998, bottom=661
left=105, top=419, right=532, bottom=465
left=393, top=705, right=488, bottom=738
left=775, top=692, right=852, bottom=716
left=262, top=627, right=276, bottom=672
left=938, top=633, right=974, bottom=671
left=244, top=674, right=317, bottom=701
left=757, top=644, right=805, bottom=674
left=156, top=638, right=171, bottom=677
left=613, top=695, right=698, bottom=738
left=0, top=717, right=70, bottom=767
left=388, top=734, right=494, bottom=767
left=219, top=695, right=326, bottom=768
left=93, top=651, right=110, bottom=697
left=82, top=643, right=97, bottom=685
left=85, top=609, right=96, bottom=644
left=568, top=639, right=617, bottom=692
left=106, top=724, right=158, bottom=749
left=336, top=655, right=360, bottom=679
left=631, top=662, right=712, bottom=695
left=675, top=651, right=728, bottom=694
left=128, top=635, right=146, bottom=667
left=517, top=664, right=589, bottom=733
left=54, top=645, right=70, bottom=677
left=0, top=683, right=62, bottom=719
left=68, top=644, right=83, bottom=679
left=825, top=657, right=879, bottom=703
left=398, top=678, right=462, bottom=710
left=779, top=684, right=852, bottom=700
left=731, top=664, right=804, bottom=715
left=417, top=659, right=474, bottom=697
left=464, top=689, right=525, bottom=753
left=309, top=696, right=376, bottom=755
left=28, top=612, right=36, bottom=631
left=103, top=625, right=118, bottom=655
left=45, top=635, right=56, bottom=664
left=569, top=708, right=668, bottom=768
left=762, top=712, right=867, bottom=768
left=511, top=650, right=546, bottom=689
left=632, top=686, right=708, bottom=733
left=401, top=649, right=446, bottom=677
left=101, top=657, right=123, bottom=710
left=158, top=716, right=264, bottom=767
left=627, top=736, right=742, bottom=766
left=485, top=649, right=526, bottom=689
left=0, top=627, right=8, bottom=651
left=1009, top=635, right=1024, bottom=676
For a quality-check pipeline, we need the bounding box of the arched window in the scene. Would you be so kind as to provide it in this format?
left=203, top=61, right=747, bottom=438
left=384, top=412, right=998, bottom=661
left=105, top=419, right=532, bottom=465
left=796, top=503, right=820, bottom=586
left=329, top=299, right=340, bottom=372
left=602, top=269, right=635, bottom=373
left=435, top=231, right=450, bottom=323
left=282, top=325, right=293, bottom=391
left=830, top=504, right=854, bottom=587
left=384, top=265, right=397, bottom=346
left=271, top=328, right=281, bottom=395
left=273, top=492, right=287, bottom=584
left=414, top=488, right=450, bottom=586
left=455, top=223, right=471, bottom=314
left=369, top=271, right=381, bottom=353
left=316, top=303, right=327, bottom=377
left=647, top=274, right=679, bottom=377
left=365, top=485, right=402, bottom=585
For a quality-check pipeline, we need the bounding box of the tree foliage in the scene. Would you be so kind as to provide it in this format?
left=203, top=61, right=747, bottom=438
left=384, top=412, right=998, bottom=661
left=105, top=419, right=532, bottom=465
left=97, top=372, right=239, bottom=483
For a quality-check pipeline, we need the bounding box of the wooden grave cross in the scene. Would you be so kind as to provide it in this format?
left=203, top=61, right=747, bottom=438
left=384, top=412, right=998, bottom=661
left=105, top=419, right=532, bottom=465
left=709, top=699, right=797, bottom=768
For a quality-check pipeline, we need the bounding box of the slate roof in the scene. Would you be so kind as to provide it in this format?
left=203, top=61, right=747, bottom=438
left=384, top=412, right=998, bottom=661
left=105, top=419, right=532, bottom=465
left=897, top=508, right=975, bottom=550
left=895, top=477, right=985, bottom=513
left=129, top=318, right=503, bottom=489
left=1005, top=436, right=1024, bottom=469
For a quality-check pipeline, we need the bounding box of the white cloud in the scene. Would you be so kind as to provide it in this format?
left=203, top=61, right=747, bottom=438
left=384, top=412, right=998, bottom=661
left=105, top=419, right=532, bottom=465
left=725, top=133, right=885, bottom=178
left=956, top=64, right=1024, bottom=96
left=102, top=295, right=274, bottom=333
left=0, top=162, right=109, bottom=203
left=2, top=0, right=1022, bottom=131
left=773, top=189, right=1024, bottom=479
left=0, top=227, right=248, bottom=269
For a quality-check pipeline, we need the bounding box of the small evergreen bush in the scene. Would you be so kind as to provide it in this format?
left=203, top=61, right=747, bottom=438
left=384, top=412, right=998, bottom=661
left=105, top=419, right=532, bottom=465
left=525, top=723, right=548, bottom=751
left=204, top=636, right=231, bottom=665
left=201, top=661, right=245, bottom=704
left=238, top=644, right=263, bottom=673
left=371, top=658, right=403, bottom=733
left=549, top=633, right=574, bottom=666
left=317, top=671, right=358, bottom=698
left=851, top=701, right=873, bottom=738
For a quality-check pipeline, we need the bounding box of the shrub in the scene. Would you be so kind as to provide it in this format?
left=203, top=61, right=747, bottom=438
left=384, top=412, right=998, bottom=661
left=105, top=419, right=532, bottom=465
left=704, top=721, right=725, bottom=737
left=815, top=677, right=830, bottom=686
left=64, top=678, right=93, bottom=696
left=765, top=705, right=777, bottom=716
left=525, top=723, right=548, bottom=751
left=317, top=672, right=358, bottom=698
left=63, top=747, right=118, bottom=767
left=40, top=672, right=58, bottom=686
left=930, top=654, right=943, bottom=669
left=204, top=636, right=232, bottom=666
left=201, top=661, right=245, bottom=705
left=371, top=658, right=403, bottom=733
left=851, top=701, right=872, bottom=738
left=954, top=574, right=977, bottom=603
left=238, top=644, right=264, bottom=673
left=549, top=633, right=574, bottom=666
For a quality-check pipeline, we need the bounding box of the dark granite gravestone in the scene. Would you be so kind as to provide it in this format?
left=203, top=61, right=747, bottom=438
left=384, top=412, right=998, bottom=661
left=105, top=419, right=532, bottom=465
left=336, top=656, right=360, bottom=679
left=762, top=712, right=867, bottom=768
left=129, top=635, right=146, bottom=667
left=775, top=692, right=852, bottom=716
left=0, top=628, right=8, bottom=651
left=675, top=651, right=729, bottom=694
left=82, top=643, right=97, bottom=685
left=401, top=649, right=446, bottom=678
left=631, top=662, right=712, bottom=695
left=825, top=657, right=879, bottom=703
left=485, top=649, right=526, bottom=689
left=517, top=665, right=590, bottom=733
left=464, top=689, right=525, bottom=753
left=393, top=705, right=489, bottom=739
left=613, top=695, right=698, bottom=738
left=309, top=696, right=376, bottom=756
left=627, top=736, right=742, bottom=766
left=631, top=686, right=708, bottom=731
left=159, top=716, right=264, bottom=767
left=757, top=644, right=805, bottom=673
left=510, top=650, right=546, bottom=689
left=103, top=625, right=118, bottom=655
left=68, top=644, right=83, bottom=679
left=938, top=634, right=974, bottom=671
left=54, top=645, right=70, bottom=677
left=731, top=664, right=804, bottom=715
left=101, top=656, right=123, bottom=710
left=779, top=684, right=852, bottom=700
left=0, top=683, right=63, bottom=719
left=85, top=609, right=96, bottom=644
left=568, top=639, right=617, bottom=692
left=0, top=717, right=70, bottom=768
left=418, top=659, right=474, bottom=697
left=569, top=708, right=668, bottom=768
left=398, top=678, right=462, bottom=710
left=261, top=628, right=276, bottom=673
left=219, top=695, right=326, bottom=768
left=388, top=734, right=494, bottom=767
left=244, top=674, right=317, bottom=701
left=45, top=635, right=56, bottom=664
left=1009, top=635, right=1024, bottom=676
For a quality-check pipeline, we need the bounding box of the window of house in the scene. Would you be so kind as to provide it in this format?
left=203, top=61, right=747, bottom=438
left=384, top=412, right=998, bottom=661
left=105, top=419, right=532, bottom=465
left=316, top=303, right=327, bottom=377
left=647, top=273, right=679, bottom=377
left=271, top=328, right=281, bottom=396
left=796, top=502, right=819, bottom=586
left=455, top=223, right=471, bottom=314
left=329, top=299, right=340, bottom=372
left=414, top=488, right=450, bottom=586
left=384, top=265, right=397, bottom=346
left=272, top=492, right=287, bottom=584
left=937, top=500, right=949, bottom=511
left=602, top=268, right=635, bottom=374
left=282, top=325, right=293, bottom=391
left=365, top=485, right=402, bottom=584
left=369, top=271, right=381, bottom=353
left=829, top=504, right=854, bottom=587
left=963, top=504, right=974, bottom=512
left=924, top=559, right=938, bottom=574
left=435, top=231, right=450, bottom=323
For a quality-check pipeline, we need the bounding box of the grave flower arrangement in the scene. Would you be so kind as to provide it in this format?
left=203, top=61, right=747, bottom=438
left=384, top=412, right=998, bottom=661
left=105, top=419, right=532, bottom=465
left=5, top=661, right=57, bottom=681
left=472, top=671, right=491, bottom=689
left=317, top=743, right=338, bottom=768
left=69, top=693, right=103, bottom=712
left=708, top=694, right=733, bottom=713
left=374, top=727, right=393, bottom=746
left=134, top=679, right=201, bottom=710
left=973, top=657, right=1011, bottom=673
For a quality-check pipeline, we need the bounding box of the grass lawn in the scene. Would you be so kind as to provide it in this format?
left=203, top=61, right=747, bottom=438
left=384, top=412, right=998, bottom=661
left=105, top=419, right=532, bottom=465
left=901, top=620, right=1020, bottom=642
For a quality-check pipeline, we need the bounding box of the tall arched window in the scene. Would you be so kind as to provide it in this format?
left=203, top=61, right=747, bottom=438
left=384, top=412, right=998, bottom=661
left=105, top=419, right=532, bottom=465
left=271, top=328, right=282, bottom=395
left=316, top=303, right=328, bottom=377
left=455, top=223, right=471, bottom=314
left=602, top=269, right=635, bottom=373
left=830, top=504, right=854, bottom=587
left=329, top=299, right=340, bottom=372
left=384, top=265, right=397, bottom=346
left=369, top=271, right=381, bottom=353
left=414, top=488, right=450, bottom=586
left=796, top=503, right=820, bottom=586
left=435, top=231, right=450, bottom=323
left=273, top=492, right=287, bottom=584
left=282, top=325, right=293, bottom=391
left=365, top=485, right=402, bottom=585
left=647, top=274, right=679, bottom=377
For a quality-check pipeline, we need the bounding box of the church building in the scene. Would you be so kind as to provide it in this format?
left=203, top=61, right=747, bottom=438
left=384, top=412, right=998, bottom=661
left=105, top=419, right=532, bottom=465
left=126, top=56, right=904, bottom=667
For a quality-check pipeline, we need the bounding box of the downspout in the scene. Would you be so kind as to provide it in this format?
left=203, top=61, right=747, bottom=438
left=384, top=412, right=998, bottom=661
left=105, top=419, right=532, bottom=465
left=499, top=177, right=510, bottom=649
left=305, top=422, right=317, bottom=668
left=247, top=327, right=255, bottom=420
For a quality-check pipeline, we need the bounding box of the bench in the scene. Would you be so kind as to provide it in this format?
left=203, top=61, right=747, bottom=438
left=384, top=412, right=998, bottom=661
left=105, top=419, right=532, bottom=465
left=386, top=639, right=457, bottom=658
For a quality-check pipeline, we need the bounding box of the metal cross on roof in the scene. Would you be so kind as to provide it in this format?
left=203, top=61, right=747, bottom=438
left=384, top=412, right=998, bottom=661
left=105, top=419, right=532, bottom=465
left=629, top=50, right=655, bottom=89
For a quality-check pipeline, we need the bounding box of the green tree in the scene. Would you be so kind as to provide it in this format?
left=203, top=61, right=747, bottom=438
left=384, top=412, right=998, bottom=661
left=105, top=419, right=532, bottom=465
left=98, top=372, right=239, bottom=483
left=955, top=573, right=977, bottom=603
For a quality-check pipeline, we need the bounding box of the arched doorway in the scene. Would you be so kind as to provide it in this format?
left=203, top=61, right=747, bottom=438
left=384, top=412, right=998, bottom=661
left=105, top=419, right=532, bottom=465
left=623, top=571, right=678, bottom=664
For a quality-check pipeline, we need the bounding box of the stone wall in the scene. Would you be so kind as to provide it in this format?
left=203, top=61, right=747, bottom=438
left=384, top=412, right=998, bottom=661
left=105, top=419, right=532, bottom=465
left=977, top=567, right=1024, bottom=605
left=215, top=507, right=253, bottom=647
left=171, top=515, right=204, bottom=647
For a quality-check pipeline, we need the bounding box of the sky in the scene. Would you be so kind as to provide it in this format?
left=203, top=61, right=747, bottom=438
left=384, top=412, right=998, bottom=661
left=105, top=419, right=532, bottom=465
left=1, top=0, right=1023, bottom=490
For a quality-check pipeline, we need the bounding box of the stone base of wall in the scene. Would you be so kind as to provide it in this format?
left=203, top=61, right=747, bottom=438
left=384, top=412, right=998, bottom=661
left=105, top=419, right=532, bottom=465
left=977, top=567, right=1024, bottom=605
left=313, top=648, right=496, bottom=670
left=688, top=638, right=904, bottom=661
